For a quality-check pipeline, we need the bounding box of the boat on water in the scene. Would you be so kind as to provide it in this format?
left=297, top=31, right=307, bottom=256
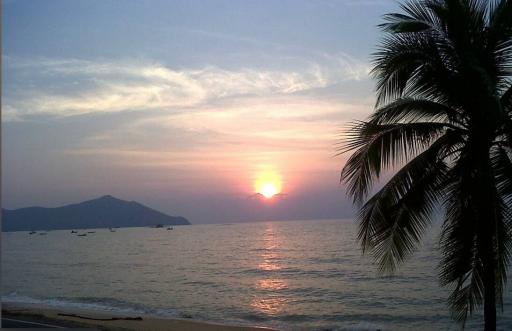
left=87, top=231, right=96, bottom=234
left=155, top=224, right=164, bottom=228
left=71, top=230, right=77, bottom=234
left=167, top=227, right=173, bottom=230
left=29, top=231, right=36, bottom=235
left=77, top=233, right=87, bottom=237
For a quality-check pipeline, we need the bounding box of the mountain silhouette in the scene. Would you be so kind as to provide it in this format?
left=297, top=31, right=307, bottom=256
left=2, top=195, right=190, bottom=231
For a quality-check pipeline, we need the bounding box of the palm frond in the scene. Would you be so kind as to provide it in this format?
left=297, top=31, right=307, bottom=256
left=372, top=26, right=461, bottom=108
left=357, top=132, right=457, bottom=273
left=340, top=121, right=449, bottom=203
left=402, top=0, right=442, bottom=28
left=501, top=84, right=512, bottom=114
left=372, top=33, right=432, bottom=106
left=489, top=0, right=512, bottom=32
left=446, top=266, right=485, bottom=325
left=488, top=0, right=512, bottom=71
left=370, top=97, right=465, bottom=127
left=492, top=145, right=512, bottom=200
left=440, top=161, right=483, bottom=324
left=494, top=199, right=512, bottom=311
left=379, top=13, right=433, bottom=34
left=487, top=144, right=512, bottom=314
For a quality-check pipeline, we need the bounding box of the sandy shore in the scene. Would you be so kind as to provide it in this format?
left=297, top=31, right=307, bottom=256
left=2, top=303, right=279, bottom=331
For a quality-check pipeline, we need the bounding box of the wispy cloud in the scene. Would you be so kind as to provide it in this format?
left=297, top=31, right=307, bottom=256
left=3, top=55, right=370, bottom=120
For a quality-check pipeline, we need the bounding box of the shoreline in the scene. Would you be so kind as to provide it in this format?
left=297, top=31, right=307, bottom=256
left=2, top=302, right=279, bottom=331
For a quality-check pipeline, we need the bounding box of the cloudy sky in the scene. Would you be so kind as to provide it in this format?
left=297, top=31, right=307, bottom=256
left=2, top=0, right=398, bottom=223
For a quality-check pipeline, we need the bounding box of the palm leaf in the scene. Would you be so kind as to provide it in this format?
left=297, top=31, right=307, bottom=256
left=501, top=84, right=512, bottom=114
left=492, top=146, right=512, bottom=198
left=372, top=26, right=463, bottom=108
left=488, top=0, right=512, bottom=72
left=440, top=160, right=484, bottom=324
left=370, top=97, right=465, bottom=126
left=379, top=13, right=433, bottom=34
left=358, top=137, right=451, bottom=273
left=491, top=147, right=512, bottom=307
left=340, top=121, right=449, bottom=203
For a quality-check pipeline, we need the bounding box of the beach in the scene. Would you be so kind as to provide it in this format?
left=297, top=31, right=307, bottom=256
left=2, top=303, right=278, bottom=331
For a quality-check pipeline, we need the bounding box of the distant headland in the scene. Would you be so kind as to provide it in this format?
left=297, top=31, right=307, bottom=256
left=2, top=195, right=190, bottom=232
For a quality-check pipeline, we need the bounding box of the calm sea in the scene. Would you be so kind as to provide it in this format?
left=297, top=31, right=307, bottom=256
left=2, top=219, right=511, bottom=331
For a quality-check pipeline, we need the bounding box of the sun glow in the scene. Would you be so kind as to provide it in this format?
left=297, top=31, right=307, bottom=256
left=255, top=172, right=282, bottom=199
left=259, top=182, right=278, bottom=198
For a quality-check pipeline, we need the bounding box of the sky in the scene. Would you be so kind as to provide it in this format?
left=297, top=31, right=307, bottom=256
left=2, top=0, right=399, bottom=224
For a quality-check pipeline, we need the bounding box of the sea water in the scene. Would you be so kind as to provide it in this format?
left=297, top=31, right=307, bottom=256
left=2, top=219, right=511, bottom=330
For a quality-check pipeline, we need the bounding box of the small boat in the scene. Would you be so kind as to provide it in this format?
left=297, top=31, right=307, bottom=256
left=167, top=227, right=173, bottom=230
left=155, top=224, right=164, bottom=228
left=29, top=231, right=36, bottom=235
left=77, top=233, right=87, bottom=237
left=87, top=231, right=96, bottom=234
left=71, top=230, right=77, bottom=234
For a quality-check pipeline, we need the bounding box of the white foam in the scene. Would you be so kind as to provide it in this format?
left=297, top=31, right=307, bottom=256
left=1, top=292, right=179, bottom=318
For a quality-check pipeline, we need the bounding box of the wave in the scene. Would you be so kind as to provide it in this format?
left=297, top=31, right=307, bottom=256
left=325, top=322, right=387, bottom=331
left=1, top=292, right=182, bottom=318
left=235, top=311, right=387, bottom=331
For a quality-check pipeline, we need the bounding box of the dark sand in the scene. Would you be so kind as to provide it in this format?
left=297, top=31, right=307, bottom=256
left=2, top=303, right=279, bottom=331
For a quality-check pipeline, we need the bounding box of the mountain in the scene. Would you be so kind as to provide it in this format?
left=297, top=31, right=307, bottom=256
left=1, top=195, right=190, bottom=231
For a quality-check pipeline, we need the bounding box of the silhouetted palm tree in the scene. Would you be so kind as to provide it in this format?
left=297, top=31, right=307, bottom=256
left=339, top=1, right=511, bottom=330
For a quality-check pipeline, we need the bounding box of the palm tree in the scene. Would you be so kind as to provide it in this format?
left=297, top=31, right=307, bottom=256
left=339, top=1, right=512, bottom=330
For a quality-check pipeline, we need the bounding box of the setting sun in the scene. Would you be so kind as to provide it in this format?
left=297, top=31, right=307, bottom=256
left=259, top=182, right=278, bottom=198
left=255, top=172, right=282, bottom=199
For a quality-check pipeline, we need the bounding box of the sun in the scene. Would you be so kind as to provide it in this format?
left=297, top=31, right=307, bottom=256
left=259, top=182, right=279, bottom=198
left=255, top=172, right=282, bottom=199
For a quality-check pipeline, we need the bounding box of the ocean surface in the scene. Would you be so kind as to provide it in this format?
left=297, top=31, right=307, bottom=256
left=2, top=219, right=512, bottom=331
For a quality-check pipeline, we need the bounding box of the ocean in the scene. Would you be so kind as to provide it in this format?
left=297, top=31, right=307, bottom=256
left=2, top=219, right=511, bottom=331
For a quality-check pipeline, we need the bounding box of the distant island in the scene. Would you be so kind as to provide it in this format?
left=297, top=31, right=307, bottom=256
left=2, top=195, right=190, bottom=231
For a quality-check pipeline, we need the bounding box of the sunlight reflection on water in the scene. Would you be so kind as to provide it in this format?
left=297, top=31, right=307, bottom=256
left=250, top=296, right=289, bottom=316
left=252, top=223, right=289, bottom=315
left=257, top=279, right=288, bottom=291
left=257, top=224, right=282, bottom=272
